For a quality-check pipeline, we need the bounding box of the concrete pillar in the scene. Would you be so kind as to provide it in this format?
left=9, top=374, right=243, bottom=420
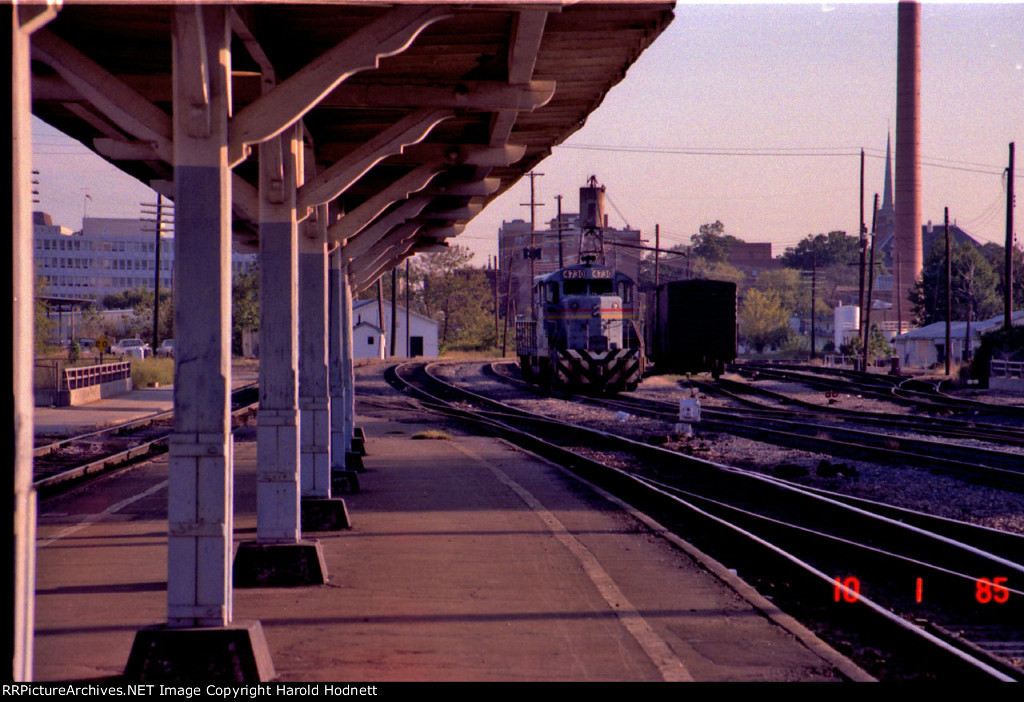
left=165, top=5, right=235, bottom=631
left=299, top=201, right=350, bottom=529
left=328, top=247, right=361, bottom=491
left=256, top=127, right=302, bottom=545
left=11, top=3, right=53, bottom=680
left=127, top=6, right=274, bottom=682
left=341, top=252, right=357, bottom=457
left=234, top=123, right=327, bottom=585
left=299, top=203, right=331, bottom=499
left=328, top=245, right=347, bottom=469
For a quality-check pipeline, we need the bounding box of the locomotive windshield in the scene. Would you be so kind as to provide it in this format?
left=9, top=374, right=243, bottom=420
left=563, top=279, right=614, bottom=295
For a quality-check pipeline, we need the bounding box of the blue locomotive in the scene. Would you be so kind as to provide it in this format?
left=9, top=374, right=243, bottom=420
left=516, top=262, right=644, bottom=393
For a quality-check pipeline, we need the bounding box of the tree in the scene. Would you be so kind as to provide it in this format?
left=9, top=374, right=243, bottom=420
left=738, top=289, right=791, bottom=353
left=909, top=239, right=1000, bottom=327
left=232, top=264, right=260, bottom=355
left=35, top=276, right=55, bottom=353
left=981, top=242, right=1024, bottom=311
left=688, top=259, right=745, bottom=286
left=411, top=245, right=496, bottom=352
left=690, top=221, right=742, bottom=263
left=102, top=287, right=170, bottom=310
left=781, top=231, right=860, bottom=269
left=749, top=268, right=804, bottom=315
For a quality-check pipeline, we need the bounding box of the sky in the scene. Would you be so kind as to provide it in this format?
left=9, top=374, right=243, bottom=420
left=32, top=1, right=1023, bottom=267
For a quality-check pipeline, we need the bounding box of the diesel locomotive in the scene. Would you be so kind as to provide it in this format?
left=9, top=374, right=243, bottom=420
left=515, top=262, right=644, bottom=393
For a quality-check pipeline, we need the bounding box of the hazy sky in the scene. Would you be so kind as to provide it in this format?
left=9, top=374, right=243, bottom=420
left=32, top=2, right=1023, bottom=266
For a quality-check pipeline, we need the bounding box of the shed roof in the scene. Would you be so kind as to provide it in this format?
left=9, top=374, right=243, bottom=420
left=30, top=2, right=674, bottom=293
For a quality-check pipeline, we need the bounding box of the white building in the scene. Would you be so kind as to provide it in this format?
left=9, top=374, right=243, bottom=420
left=895, top=311, right=1024, bottom=368
left=34, top=213, right=257, bottom=305
left=352, top=299, right=438, bottom=358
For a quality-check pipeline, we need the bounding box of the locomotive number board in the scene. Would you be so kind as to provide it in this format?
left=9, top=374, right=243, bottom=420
left=564, top=269, right=613, bottom=279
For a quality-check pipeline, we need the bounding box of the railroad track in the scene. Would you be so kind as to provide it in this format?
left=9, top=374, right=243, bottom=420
left=732, top=362, right=1024, bottom=420
left=692, top=375, right=1024, bottom=447
left=33, top=383, right=260, bottom=492
left=391, top=359, right=1024, bottom=680
left=485, top=360, right=1024, bottom=493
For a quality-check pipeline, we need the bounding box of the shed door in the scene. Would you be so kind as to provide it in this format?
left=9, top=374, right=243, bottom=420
left=410, top=336, right=424, bottom=357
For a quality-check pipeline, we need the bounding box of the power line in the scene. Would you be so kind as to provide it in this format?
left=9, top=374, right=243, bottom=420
left=558, top=143, right=1022, bottom=178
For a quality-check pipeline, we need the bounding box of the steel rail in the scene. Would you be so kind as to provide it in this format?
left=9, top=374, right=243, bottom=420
left=389, top=360, right=1023, bottom=680
left=33, top=383, right=260, bottom=492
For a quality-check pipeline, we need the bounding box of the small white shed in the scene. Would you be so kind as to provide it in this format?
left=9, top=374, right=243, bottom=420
left=352, top=299, right=439, bottom=358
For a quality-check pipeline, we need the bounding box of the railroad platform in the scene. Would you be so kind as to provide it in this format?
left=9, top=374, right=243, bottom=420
left=32, top=395, right=869, bottom=682
left=34, top=386, right=175, bottom=438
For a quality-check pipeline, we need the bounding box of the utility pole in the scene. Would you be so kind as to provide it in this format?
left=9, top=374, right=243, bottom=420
left=520, top=171, right=544, bottom=317
left=654, top=224, right=661, bottom=288
left=863, top=193, right=878, bottom=373
left=141, top=194, right=173, bottom=351
left=555, top=194, right=564, bottom=269
left=492, top=255, right=499, bottom=347
left=895, top=252, right=903, bottom=337
left=405, top=259, right=410, bottom=356
left=810, top=250, right=817, bottom=361
left=945, top=207, right=951, bottom=376
left=859, top=148, right=867, bottom=350
left=1006, top=142, right=1016, bottom=330
left=391, top=267, right=398, bottom=358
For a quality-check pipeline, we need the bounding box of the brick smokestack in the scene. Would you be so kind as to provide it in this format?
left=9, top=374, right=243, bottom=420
left=895, top=0, right=922, bottom=329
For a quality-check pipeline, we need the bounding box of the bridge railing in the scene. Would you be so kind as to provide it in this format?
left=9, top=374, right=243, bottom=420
left=63, top=361, right=132, bottom=390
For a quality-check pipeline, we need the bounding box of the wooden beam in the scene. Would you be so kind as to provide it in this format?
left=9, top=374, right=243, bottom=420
left=228, top=5, right=451, bottom=165
left=326, top=164, right=442, bottom=244
left=318, top=142, right=527, bottom=168
left=32, top=29, right=173, bottom=155
left=341, top=199, right=428, bottom=259
left=297, top=108, right=452, bottom=212
left=34, top=74, right=555, bottom=113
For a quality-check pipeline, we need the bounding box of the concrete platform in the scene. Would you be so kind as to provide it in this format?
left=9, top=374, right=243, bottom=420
left=32, top=397, right=866, bottom=682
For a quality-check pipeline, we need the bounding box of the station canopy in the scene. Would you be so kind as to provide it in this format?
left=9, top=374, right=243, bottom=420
left=30, top=2, right=674, bottom=291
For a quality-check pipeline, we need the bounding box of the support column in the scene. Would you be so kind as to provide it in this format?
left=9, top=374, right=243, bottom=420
left=126, top=6, right=273, bottom=681
left=328, top=244, right=356, bottom=489
left=234, top=123, right=327, bottom=586
left=299, top=198, right=350, bottom=530
left=11, top=3, right=56, bottom=680
left=341, top=251, right=360, bottom=472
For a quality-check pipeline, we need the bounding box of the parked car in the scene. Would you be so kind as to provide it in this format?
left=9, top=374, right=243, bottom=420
left=111, top=338, right=151, bottom=359
left=156, top=339, right=175, bottom=358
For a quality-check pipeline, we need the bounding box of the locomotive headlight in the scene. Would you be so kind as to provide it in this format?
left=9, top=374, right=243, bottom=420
left=611, top=302, right=620, bottom=310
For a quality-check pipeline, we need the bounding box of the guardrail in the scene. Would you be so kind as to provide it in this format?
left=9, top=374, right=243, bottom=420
left=990, top=360, right=1024, bottom=379
left=63, top=362, right=132, bottom=390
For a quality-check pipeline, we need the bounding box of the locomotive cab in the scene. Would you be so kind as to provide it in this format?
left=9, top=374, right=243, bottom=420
left=517, top=263, right=644, bottom=393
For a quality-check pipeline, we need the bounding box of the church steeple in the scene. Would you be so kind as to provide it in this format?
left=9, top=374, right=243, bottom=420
left=882, top=132, right=894, bottom=213
left=875, top=132, right=896, bottom=255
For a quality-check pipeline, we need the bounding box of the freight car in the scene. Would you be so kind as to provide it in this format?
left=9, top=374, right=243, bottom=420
left=516, top=262, right=644, bottom=393
left=646, top=279, right=737, bottom=377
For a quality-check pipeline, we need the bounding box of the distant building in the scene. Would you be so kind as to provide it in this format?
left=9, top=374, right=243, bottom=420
left=895, top=311, right=1024, bottom=368
left=498, top=213, right=642, bottom=316
left=726, top=241, right=781, bottom=284
left=33, top=214, right=257, bottom=305
left=352, top=299, right=438, bottom=358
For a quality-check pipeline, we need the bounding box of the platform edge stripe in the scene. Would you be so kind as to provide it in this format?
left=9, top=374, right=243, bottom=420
left=451, top=441, right=695, bottom=682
